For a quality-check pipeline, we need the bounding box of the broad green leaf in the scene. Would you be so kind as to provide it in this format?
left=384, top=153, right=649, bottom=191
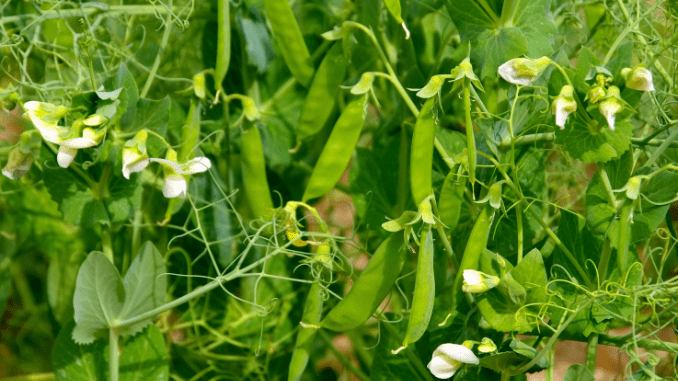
left=103, top=64, right=139, bottom=130
left=72, top=252, right=125, bottom=344
left=53, top=320, right=169, bottom=381
left=237, top=12, right=274, bottom=73
left=554, top=114, right=633, bottom=163
left=479, top=339, right=548, bottom=375
left=476, top=249, right=548, bottom=332
left=642, top=170, right=678, bottom=205
left=107, top=174, right=143, bottom=224
left=130, top=97, right=171, bottom=157
left=563, top=364, right=595, bottom=381
left=118, top=242, right=167, bottom=337
left=48, top=250, right=87, bottom=325
left=553, top=210, right=602, bottom=281
left=573, top=47, right=599, bottom=95
left=476, top=27, right=528, bottom=79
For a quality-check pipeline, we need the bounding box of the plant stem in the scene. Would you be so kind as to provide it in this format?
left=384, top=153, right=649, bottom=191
left=396, top=126, right=408, bottom=217
left=140, top=0, right=173, bottom=98
left=318, top=330, right=370, bottom=381
left=101, top=224, right=114, bottom=264
left=645, top=125, right=678, bottom=167
left=463, top=77, right=476, bottom=187
left=596, top=163, right=618, bottom=208
left=617, top=200, right=634, bottom=276
left=431, top=197, right=460, bottom=270
left=597, top=239, right=612, bottom=285
left=1, top=5, right=178, bottom=24
left=109, top=329, right=119, bottom=381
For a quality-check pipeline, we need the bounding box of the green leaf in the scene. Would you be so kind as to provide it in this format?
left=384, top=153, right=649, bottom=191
left=554, top=114, right=633, bottom=163
left=103, top=64, right=139, bottom=130
left=370, top=320, right=420, bottom=381
left=72, top=243, right=167, bottom=343
left=72, top=252, right=125, bottom=344
left=130, top=97, right=171, bottom=157
left=447, top=0, right=556, bottom=78
left=476, top=249, right=548, bottom=332
left=53, top=320, right=169, bottom=381
left=563, top=364, right=595, bottom=381
left=642, top=170, right=678, bottom=204
left=573, top=47, right=599, bottom=95
left=479, top=339, right=548, bottom=375
left=48, top=250, right=87, bottom=325
left=553, top=210, right=602, bottom=282
left=118, top=242, right=167, bottom=337
left=237, top=11, right=274, bottom=73
left=107, top=174, right=143, bottom=224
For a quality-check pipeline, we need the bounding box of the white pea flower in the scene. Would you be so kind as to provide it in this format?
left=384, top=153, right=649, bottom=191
left=150, top=149, right=211, bottom=198
left=622, top=66, right=654, bottom=92
left=598, top=86, right=624, bottom=131
left=427, top=343, right=479, bottom=379
left=498, top=57, right=551, bottom=86
left=57, top=127, right=106, bottom=168
left=122, top=130, right=149, bottom=179
left=551, top=85, right=577, bottom=129
left=2, top=146, right=32, bottom=180
left=22, top=101, right=69, bottom=144
left=462, top=269, right=500, bottom=293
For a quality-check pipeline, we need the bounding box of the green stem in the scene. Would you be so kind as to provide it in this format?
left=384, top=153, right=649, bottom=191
left=87, top=54, right=97, bottom=92
left=431, top=197, right=460, bottom=270
left=585, top=333, right=599, bottom=373
left=140, top=0, right=173, bottom=98
left=0, top=374, right=55, bottom=381
left=1, top=5, right=179, bottom=24
left=396, top=125, right=408, bottom=217
left=318, top=330, right=370, bottom=381
left=10, top=262, right=36, bottom=311
left=596, top=163, right=618, bottom=208
left=101, top=224, right=114, bottom=264
left=617, top=200, right=634, bottom=276
left=109, top=329, right=119, bottom=381
left=516, top=206, right=523, bottom=263
left=645, top=126, right=678, bottom=167
left=499, top=0, right=517, bottom=27
left=499, top=132, right=678, bottom=150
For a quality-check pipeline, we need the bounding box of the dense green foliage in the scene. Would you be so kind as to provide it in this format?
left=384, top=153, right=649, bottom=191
left=1, top=0, right=678, bottom=380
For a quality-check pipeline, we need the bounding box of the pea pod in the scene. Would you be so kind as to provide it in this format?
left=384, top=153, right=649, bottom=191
left=296, top=43, right=347, bottom=143
left=288, top=282, right=323, bottom=381
left=438, top=168, right=467, bottom=231
left=214, top=0, right=230, bottom=91
left=179, top=101, right=200, bottom=161
left=240, top=123, right=274, bottom=220
left=264, top=0, right=314, bottom=87
left=320, top=233, right=406, bottom=332
left=452, top=204, right=494, bottom=307
left=410, top=98, right=436, bottom=205
left=393, top=226, right=435, bottom=353
left=302, top=97, right=365, bottom=201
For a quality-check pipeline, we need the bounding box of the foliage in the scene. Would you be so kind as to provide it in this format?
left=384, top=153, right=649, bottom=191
left=1, top=0, right=678, bottom=380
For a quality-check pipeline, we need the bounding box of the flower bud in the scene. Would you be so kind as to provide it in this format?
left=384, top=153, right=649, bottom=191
left=455, top=58, right=484, bottom=91
left=351, top=72, right=375, bottom=95
left=427, top=343, right=479, bottom=379
left=622, top=66, right=654, bottom=91
left=242, top=97, right=260, bottom=121
left=2, top=146, right=32, bottom=180
left=498, top=57, right=551, bottom=86
left=488, top=182, right=503, bottom=209
left=122, top=130, right=149, bottom=179
left=477, top=338, right=497, bottom=353
left=193, top=73, right=206, bottom=99
left=586, top=85, right=606, bottom=104
left=598, top=86, right=624, bottom=130
left=624, top=176, right=642, bottom=200
left=416, top=75, right=448, bottom=99
left=551, top=85, right=577, bottom=129
left=462, top=269, right=500, bottom=293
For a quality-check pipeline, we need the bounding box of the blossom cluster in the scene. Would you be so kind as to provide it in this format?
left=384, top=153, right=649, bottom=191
left=2, top=101, right=210, bottom=199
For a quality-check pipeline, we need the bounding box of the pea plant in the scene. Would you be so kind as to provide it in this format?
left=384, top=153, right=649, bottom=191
left=2, top=0, right=678, bottom=380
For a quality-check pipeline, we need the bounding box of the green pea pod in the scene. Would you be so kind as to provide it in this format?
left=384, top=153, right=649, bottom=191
left=320, top=233, right=406, bottom=332
left=263, top=0, right=314, bottom=87
left=394, top=226, right=435, bottom=353
left=288, top=282, right=323, bottom=381
left=240, top=122, right=274, bottom=220
left=452, top=204, right=494, bottom=307
left=410, top=98, right=436, bottom=205
left=438, top=168, right=467, bottom=231
left=214, top=0, right=230, bottom=91
left=296, top=43, right=348, bottom=143
left=302, top=97, right=365, bottom=201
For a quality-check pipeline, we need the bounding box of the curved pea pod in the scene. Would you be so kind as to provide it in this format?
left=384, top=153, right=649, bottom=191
left=452, top=204, right=494, bottom=307
left=263, top=0, right=314, bottom=87
left=320, top=233, right=407, bottom=332
left=214, top=0, right=230, bottom=91
left=438, top=168, right=467, bottom=231
left=288, top=282, right=323, bottom=381
left=302, top=97, right=365, bottom=201
left=410, top=98, right=437, bottom=205
left=393, top=226, right=435, bottom=353
left=240, top=122, right=274, bottom=220
left=296, top=43, right=348, bottom=143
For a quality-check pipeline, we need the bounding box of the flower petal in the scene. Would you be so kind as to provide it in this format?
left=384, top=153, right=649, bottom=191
left=163, top=174, right=187, bottom=198
left=150, top=158, right=183, bottom=174
left=123, top=157, right=149, bottom=179
left=435, top=343, right=480, bottom=365
left=182, top=157, right=211, bottom=174
left=427, top=355, right=457, bottom=379
left=59, top=137, right=98, bottom=149
left=463, top=269, right=483, bottom=286
left=57, top=146, right=78, bottom=168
